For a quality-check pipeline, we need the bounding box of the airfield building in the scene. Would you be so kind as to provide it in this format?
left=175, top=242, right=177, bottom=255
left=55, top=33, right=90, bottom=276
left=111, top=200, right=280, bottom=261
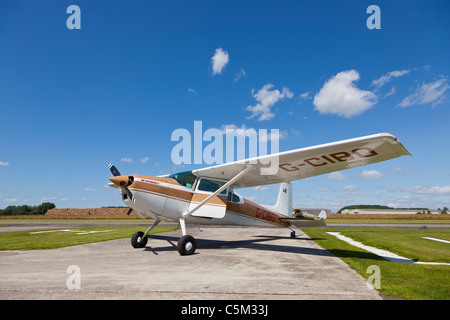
left=340, top=209, right=442, bottom=215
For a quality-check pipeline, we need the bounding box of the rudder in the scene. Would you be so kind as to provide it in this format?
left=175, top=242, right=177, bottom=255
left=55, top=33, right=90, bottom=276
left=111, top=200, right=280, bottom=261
left=264, top=182, right=293, bottom=217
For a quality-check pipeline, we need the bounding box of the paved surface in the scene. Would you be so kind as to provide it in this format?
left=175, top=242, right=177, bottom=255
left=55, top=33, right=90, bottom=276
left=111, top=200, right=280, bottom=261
left=0, top=227, right=381, bottom=300
left=1, top=221, right=449, bottom=233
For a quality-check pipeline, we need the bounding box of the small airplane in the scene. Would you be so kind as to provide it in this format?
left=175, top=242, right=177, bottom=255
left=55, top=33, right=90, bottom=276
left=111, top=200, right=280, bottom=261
left=108, top=133, right=410, bottom=255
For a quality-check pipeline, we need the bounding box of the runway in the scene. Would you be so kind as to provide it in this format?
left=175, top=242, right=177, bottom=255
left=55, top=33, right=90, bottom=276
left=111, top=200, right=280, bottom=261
left=1, top=221, right=449, bottom=233
left=0, top=226, right=381, bottom=300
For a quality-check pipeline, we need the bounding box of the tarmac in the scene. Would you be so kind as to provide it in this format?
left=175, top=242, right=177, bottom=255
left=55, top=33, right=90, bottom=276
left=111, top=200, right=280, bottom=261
left=0, top=226, right=382, bottom=300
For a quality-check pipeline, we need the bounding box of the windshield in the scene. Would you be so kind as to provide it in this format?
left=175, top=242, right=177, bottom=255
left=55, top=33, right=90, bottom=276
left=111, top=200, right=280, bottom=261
left=168, top=171, right=197, bottom=189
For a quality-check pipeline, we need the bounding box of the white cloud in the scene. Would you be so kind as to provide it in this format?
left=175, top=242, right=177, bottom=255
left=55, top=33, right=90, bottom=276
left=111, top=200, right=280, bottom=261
left=398, top=78, right=449, bottom=107
left=39, top=197, right=56, bottom=202
left=259, top=129, right=288, bottom=143
left=0, top=161, right=10, bottom=166
left=246, top=84, right=294, bottom=121
left=255, top=186, right=268, bottom=192
left=392, top=167, right=417, bottom=175
left=219, top=124, right=288, bottom=142
left=140, top=157, right=151, bottom=163
left=328, top=172, right=346, bottom=180
left=234, top=68, right=246, bottom=82
left=371, top=69, right=411, bottom=88
left=220, top=124, right=253, bottom=135
left=343, top=185, right=358, bottom=191
left=5, top=198, right=18, bottom=203
left=211, top=48, right=229, bottom=76
left=384, top=87, right=397, bottom=97
left=187, top=88, right=197, bottom=95
left=405, top=185, right=450, bottom=195
left=120, top=158, right=133, bottom=163
left=339, top=192, right=362, bottom=198
left=359, top=170, right=384, bottom=179
left=84, top=187, right=96, bottom=192
left=300, top=92, right=312, bottom=100
left=313, top=70, right=377, bottom=118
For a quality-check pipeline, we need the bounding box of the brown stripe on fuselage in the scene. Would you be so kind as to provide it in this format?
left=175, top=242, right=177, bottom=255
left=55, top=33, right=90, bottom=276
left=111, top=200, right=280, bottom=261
left=130, top=176, right=226, bottom=206
left=129, top=175, right=289, bottom=227
left=226, top=199, right=290, bottom=227
left=133, top=175, right=183, bottom=186
left=131, top=180, right=193, bottom=202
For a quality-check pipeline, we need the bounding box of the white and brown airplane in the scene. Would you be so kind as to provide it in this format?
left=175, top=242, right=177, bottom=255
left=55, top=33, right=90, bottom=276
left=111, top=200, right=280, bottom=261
left=108, top=133, right=410, bottom=255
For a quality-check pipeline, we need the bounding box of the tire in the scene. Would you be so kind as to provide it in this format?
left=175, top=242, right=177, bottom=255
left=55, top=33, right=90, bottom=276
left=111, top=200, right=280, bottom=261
left=290, top=231, right=296, bottom=238
left=131, top=231, right=148, bottom=248
left=177, top=235, right=196, bottom=255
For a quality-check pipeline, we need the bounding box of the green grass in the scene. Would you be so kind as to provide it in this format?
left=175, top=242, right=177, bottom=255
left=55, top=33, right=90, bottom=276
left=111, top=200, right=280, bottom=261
left=0, top=225, right=177, bottom=250
left=327, top=219, right=450, bottom=224
left=302, top=227, right=450, bottom=300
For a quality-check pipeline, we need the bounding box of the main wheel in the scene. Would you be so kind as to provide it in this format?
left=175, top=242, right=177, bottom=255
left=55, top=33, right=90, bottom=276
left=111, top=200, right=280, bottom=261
left=290, top=231, right=296, bottom=238
left=177, top=235, right=196, bottom=255
left=131, top=231, right=148, bottom=248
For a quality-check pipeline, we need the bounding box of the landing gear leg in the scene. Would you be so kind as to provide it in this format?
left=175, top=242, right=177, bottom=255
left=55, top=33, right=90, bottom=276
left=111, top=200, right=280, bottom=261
left=131, top=218, right=161, bottom=248
left=290, top=229, right=296, bottom=238
left=177, top=216, right=196, bottom=255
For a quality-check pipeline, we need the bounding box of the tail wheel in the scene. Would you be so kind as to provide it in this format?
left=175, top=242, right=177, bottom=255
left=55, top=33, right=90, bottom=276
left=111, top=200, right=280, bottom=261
left=177, top=235, right=196, bottom=255
left=131, top=231, right=148, bottom=248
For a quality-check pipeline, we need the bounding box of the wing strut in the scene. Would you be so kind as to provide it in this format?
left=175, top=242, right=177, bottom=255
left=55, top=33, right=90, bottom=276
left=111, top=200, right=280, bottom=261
left=183, top=165, right=253, bottom=218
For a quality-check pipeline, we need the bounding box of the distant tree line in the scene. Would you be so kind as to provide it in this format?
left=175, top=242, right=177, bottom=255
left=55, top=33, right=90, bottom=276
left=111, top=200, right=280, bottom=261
left=338, top=205, right=449, bottom=214
left=0, top=202, right=56, bottom=215
left=337, top=205, right=430, bottom=213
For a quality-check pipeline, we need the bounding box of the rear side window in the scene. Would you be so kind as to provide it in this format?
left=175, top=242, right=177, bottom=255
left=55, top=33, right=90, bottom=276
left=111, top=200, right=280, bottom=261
left=227, top=191, right=242, bottom=203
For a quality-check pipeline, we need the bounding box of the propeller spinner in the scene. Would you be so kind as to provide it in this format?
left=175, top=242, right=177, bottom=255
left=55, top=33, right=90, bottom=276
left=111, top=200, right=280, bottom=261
left=108, top=163, right=134, bottom=202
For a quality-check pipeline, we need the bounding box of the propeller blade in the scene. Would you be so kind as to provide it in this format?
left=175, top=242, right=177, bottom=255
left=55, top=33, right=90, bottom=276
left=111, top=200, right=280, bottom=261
left=120, top=181, right=134, bottom=201
left=109, top=163, right=121, bottom=177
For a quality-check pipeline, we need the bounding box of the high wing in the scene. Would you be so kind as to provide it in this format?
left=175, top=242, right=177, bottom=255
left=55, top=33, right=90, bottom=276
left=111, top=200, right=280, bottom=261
left=192, top=133, right=411, bottom=189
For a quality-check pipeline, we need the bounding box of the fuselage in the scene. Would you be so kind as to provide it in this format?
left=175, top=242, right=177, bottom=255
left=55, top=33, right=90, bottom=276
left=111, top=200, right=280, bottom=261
left=110, top=174, right=290, bottom=228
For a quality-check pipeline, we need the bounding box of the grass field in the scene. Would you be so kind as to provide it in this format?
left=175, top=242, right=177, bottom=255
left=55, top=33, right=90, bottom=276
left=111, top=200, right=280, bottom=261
left=302, top=227, right=450, bottom=300
left=0, top=225, right=177, bottom=250
left=327, top=214, right=450, bottom=224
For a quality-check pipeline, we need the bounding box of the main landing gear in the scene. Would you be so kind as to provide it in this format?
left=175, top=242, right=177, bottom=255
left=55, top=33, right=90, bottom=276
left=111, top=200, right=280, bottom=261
left=131, top=216, right=197, bottom=255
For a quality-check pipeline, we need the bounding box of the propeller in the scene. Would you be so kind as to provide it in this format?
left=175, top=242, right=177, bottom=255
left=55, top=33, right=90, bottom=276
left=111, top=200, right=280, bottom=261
left=120, top=180, right=134, bottom=201
left=108, top=163, right=121, bottom=177
left=108, top=163, right=134, bottom=201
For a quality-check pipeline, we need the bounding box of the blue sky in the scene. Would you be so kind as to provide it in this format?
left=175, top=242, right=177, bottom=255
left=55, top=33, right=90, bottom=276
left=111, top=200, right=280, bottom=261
left=1, top=0, right=449, bottom=211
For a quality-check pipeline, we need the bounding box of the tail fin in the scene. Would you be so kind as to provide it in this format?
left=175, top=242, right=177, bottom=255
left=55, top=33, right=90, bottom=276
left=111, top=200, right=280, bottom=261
left=264, top=182, right=293, bottom=217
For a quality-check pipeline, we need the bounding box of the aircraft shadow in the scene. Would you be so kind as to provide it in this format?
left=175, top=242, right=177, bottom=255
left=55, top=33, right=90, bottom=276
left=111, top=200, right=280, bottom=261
left=145, top=234, right=384, bottom=261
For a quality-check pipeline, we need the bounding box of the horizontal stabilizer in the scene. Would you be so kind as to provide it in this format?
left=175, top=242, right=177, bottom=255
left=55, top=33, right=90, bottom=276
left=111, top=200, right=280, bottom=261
left=281, top=218, right=327, bottom=228
left=281, top=210, right=327, bottom=228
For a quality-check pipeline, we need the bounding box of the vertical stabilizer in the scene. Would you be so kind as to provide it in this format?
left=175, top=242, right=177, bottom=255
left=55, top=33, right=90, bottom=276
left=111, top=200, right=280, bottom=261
left=264, top=182, right=293, bottom=217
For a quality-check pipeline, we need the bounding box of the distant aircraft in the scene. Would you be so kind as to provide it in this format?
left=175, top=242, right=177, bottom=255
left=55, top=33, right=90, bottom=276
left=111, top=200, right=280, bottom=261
left=108, top=133, right=410, bottom=255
